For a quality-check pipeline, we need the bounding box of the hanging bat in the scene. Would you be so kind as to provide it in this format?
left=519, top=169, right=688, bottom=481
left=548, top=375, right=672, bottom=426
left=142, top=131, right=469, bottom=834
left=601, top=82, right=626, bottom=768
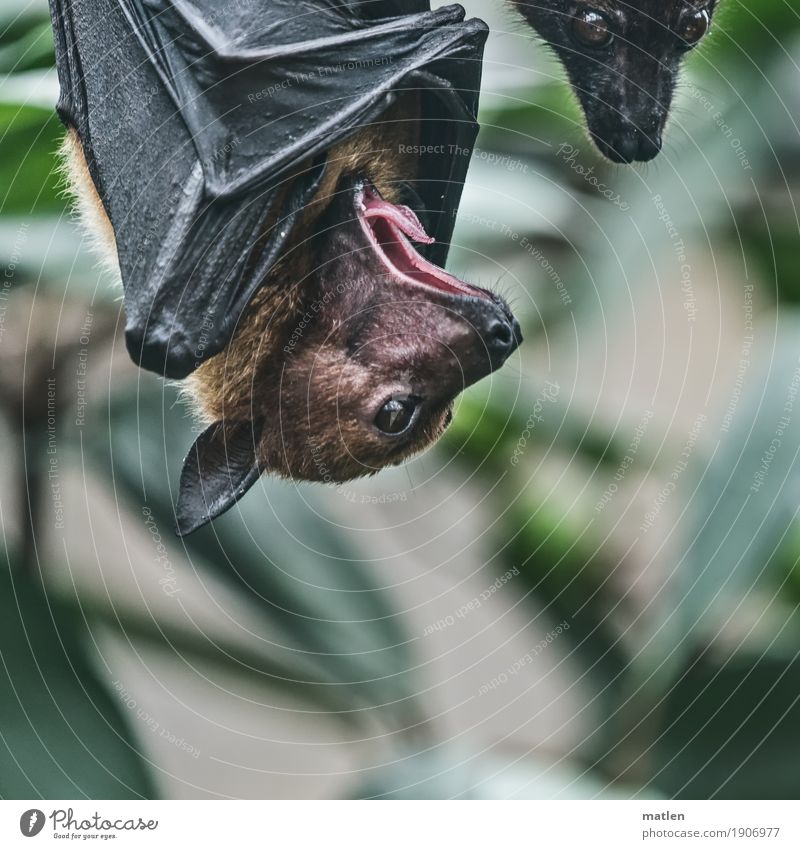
left=511, top=0, right=719, bottom=162
left=49, top=0, right=522, bottom=535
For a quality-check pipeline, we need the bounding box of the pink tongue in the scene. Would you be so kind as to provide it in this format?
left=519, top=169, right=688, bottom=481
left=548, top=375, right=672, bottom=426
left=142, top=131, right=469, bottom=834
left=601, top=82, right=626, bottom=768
left=362, top=190, right=433, bottom=244
left=359, top=186, right=491, bottom=302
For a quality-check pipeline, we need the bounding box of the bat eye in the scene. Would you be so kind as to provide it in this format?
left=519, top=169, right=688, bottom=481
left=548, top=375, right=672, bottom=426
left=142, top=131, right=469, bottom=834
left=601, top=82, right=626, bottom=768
left=571, top=8, right=614, bottom=48
left=374, top=395, right=418, bottom=435
left=678, top=9, right=710, bottom=46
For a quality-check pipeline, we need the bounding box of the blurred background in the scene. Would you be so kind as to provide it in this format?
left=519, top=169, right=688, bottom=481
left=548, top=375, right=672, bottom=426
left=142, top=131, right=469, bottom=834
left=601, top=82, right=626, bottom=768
left=2, top=0, right=800, bottom=799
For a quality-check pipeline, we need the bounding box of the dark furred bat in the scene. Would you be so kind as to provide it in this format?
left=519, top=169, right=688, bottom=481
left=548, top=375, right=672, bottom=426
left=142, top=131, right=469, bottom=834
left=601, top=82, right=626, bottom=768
left=50, top=0, right=522, bottom=535
left=511, top=1, right=719, bottom=162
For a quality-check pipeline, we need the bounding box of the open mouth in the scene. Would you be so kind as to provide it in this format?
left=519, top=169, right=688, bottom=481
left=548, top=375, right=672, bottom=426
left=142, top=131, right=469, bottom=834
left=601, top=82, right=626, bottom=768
left=357, top=182, right=492, bottom=301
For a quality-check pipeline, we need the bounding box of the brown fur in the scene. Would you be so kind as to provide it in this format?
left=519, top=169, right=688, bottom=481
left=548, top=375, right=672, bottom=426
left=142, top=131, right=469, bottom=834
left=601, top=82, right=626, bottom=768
left=60, top=128, right=119, bottom=277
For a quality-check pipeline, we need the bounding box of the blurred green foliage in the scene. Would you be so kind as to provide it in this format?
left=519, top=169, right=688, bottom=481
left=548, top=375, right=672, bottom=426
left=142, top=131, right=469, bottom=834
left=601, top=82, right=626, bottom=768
left=0, top=559, right=154, bottom=798
left=2, top=0, right=800, bottom=800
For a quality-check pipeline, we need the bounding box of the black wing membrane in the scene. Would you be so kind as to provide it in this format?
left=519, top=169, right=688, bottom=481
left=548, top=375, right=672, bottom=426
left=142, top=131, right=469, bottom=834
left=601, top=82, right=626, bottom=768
left=49, top=0, right=488, bottom=378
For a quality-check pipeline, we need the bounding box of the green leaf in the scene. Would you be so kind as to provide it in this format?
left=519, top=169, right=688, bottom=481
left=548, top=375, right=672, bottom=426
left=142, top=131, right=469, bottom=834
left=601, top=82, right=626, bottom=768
left=0, top=103, right=65, bottom=214
left=680, top=312, right=800, bottom=637
left=0, top=562, right=155, bottom=799
left=652, top=652, right=800, bottom=799
left=0, top=21, right=54, bottom=73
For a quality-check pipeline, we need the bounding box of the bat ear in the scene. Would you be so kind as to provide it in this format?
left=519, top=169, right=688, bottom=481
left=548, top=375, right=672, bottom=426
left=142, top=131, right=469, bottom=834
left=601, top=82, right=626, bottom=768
left=175, top=419, right=264, bottom=537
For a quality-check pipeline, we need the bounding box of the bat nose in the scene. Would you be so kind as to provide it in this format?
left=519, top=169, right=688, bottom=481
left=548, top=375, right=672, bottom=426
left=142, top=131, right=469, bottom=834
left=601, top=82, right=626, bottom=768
left=484, top=316, right=522, bottom=364
left=611, top=131, right=640, bottom=163
left=453, top=299, right=523, bottom=387
left=599, top=122, right=662, bottom=163
left=635, top=128, right=662, bottom=161
left=488, top=318, right=512, bottom=349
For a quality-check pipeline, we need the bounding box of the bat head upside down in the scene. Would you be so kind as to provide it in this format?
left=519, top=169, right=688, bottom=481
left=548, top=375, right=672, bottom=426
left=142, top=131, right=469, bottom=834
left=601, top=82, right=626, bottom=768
left=62, top=98, right=522, bottom=534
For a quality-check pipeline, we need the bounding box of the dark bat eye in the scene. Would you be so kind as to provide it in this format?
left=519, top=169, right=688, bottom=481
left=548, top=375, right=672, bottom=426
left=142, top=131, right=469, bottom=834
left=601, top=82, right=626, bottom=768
left=374, top=395, right=417, bottom=435
left=678, top=9, right=710, bottom=46
left=571, top=9, right=614, bottom=48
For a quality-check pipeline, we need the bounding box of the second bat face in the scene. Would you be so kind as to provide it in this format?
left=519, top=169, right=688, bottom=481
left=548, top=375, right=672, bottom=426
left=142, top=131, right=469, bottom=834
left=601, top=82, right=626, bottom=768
left=512, top=0, right=718, bottom=162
